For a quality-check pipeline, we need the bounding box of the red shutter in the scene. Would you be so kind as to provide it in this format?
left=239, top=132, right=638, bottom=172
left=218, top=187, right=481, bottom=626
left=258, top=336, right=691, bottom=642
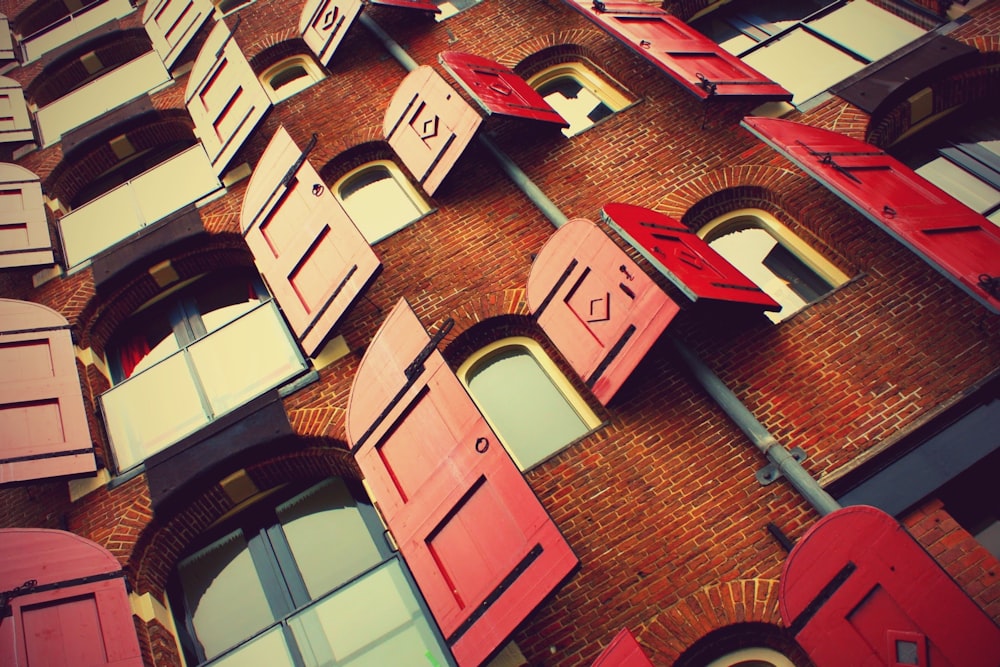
left=241, top=127, right=380, bottom=357
left=0, top=528, right=143, bottom=667
left=781, top=506, right=1000, bottom=667
left=142, top=0, right=212, bottom=69
left=368, top=0, right=440, bottom=13
left=526, top=219, right=679, bottom=405
left=439, top=52, right=568, bottom=127
left=591, top=628, right=655, bottom=667
left=0, top=164, right=53, bottom=269
left=298, top=0, right=363, bottom=67
left=346, top=299, right=577, bottom=667
left=561, top=0, right=790, bottom=101
left=602, top=202, right=780, bottom=311
left=0, top=299, right=96, bottom=485
left=743, top=116, right=1000, bottom=314
left=0, top=77, right=33, bottom=144
left=383, top=65, right=482, bottom=196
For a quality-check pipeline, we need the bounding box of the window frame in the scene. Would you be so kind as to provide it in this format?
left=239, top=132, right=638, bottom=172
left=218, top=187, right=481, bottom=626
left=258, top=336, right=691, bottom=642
left=527, top=62, right=631, bottom=137
left=332, top=159, right=431, bottom=244
left=259, top=55, right=325, bottom=103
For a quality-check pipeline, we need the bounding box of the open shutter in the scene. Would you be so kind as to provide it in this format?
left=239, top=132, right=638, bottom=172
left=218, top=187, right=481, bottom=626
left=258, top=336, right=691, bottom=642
left=440, top=52, right=568, bottom=127
left=561, top=0, right=790, bottom=101
left=368, top=0, right=440, bottom=12
left=781, top=506, right=1000, bottom=667
left=0, top=164, right=53, bottom=269
left=0, top=15, right=14, bottom=62
left=0, top=528, right=143, bottom=667
left=743, top=116, right=1000, bottom=314
left=602, top=202, right=779, bottom=310
left=0, top=300, right=96, bottom=484
left=241, top=127, right=380, bottom=357
left=0, top=77, right=34, bottom=144
left=185, top=21, right=271, bottom=175
left=143, top=0, right=213, bottom=69
left=591, top=628, right=655, bottom=667
left=298, top=0, right=364, bottom=67
left=527, top=218, right=679, bottom=405
left=346, top=299, right=577, bottom=667
left=383, top=65, right=482, bottom=196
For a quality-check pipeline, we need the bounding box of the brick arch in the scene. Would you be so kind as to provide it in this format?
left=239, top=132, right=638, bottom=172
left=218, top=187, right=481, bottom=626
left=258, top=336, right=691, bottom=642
left=502, top=30, right=642, bottom=93
left=318, top=138, right=407, bottom=186
left=654, top=165, right=807, bottom=223
left=247, top=37, right=316, bottom=74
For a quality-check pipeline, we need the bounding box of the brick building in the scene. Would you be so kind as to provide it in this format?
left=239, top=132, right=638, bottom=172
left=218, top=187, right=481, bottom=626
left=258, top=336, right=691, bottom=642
left=1, top=0, right=999, bottom=664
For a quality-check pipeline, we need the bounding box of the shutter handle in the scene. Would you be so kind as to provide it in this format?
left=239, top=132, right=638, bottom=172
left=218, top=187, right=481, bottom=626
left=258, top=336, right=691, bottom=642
left=475, top=437, right=489, bottom=453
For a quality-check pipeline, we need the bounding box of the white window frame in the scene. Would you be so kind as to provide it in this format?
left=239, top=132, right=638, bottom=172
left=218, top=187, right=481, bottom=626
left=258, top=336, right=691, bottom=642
left=259, top=55, right=325, bottom=103
left=527, top=62, right=631, bottom=137
left=333, top=160, right=430, bottom=244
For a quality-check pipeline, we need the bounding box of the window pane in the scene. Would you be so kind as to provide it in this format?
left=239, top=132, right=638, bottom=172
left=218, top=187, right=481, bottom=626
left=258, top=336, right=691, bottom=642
left=807, top=1, right=924, bottom=63
left=743, top=28, right=863, bottom=104
left=916, top=157, right=1000, bottom=215
left=339, top=168, right=423, bottom=243
left=537, top=78, right=610, bottom=136
left=209, top=626, right=296, bottom=667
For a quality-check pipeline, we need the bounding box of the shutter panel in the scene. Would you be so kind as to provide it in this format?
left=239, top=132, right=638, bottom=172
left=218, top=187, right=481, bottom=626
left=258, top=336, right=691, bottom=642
left=368, top=0, right=440, bottom=12
left=185, top=22, right=271, bottom=175
left=591, top=628, right=655, bottom=667
left=602, top=202, right=779, bottom=310
left=143, top=0, right=213, bottom=69
left=440, top=52, right=568, bottom=127
left=526, top=219, right=679, bottom=405
left=781, top=506, right=1000, bottom=667
left=0, top=300, right=96, bottom=485
left=743, top=116, right=1000, bottom=314
left=383, top=65, right=482, bottom=195
left=0, top=164, right=53, bottom=269
left=0, top=528, right=143, bottom=667
left=241, top=127, right=380, bottom=357
left=346, top=299, right=577, bottom=667
left=0, top=15, right=14, bottom=62
left=298, top=0, right=364, bottom=67
left=561, top=0, right=790, bottom=101
left=0, top=77, right=34, bottom=144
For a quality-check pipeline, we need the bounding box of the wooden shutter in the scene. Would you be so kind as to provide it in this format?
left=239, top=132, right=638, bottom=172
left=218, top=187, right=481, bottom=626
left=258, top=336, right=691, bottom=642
left=527, top=218, right=679, bottom=405
left=561, top=0, right=790, bottom=101
left=346, top=299, right=577, bottom=667
left=0, top=15, right=14, bottom=62
left=0, top=528, right=143, bottom=667
left=185, top=21, right=271, bottom=175
left=440, top=52, right=568, bottom=127
left=0, top=300, right=96, bottom=485
left=602, top=202, right=780, bottom=311
left=298, top=0, right=364, bottom=67
left=241, top=127, right=380, bottom=357
left=591, top=628, right=654, bottom=667
left=781, top=506, right=1000, bottom=667
left=743, top=116, right=1000, bottom=314
left=368, top=0, right=440, bottom=12
left=383, top=65, right=482, bottom=196
left=0, top=77, right=34, bottom=144
left=0, top=164, right=53, bottom=269
left=143, top=0, right=213, bottom=69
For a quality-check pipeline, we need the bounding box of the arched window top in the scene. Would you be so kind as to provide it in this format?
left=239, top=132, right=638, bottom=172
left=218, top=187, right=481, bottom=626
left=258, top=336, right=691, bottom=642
left=704, top=647, right=797, bottom=667
left=333, top=160, right=430, bottom=244
left=527, top=62, right=631, bottom=137
left=259, top=55, right=324, bottom=103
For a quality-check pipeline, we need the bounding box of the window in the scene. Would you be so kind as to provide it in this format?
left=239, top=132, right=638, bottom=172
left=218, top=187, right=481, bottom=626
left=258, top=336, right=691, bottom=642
left=699, top=209, right=847, bottom=322
left=169, top=477, right=451, bottom=666
left=433, top=0, right=480, bottom=20
left=704, top=647, right=796, bottom=667
left=939, top=447, right=1000, bottom=559
left=459, top=337, right=599, bottom=470
left=260, top=56, right=324, bottom=103
left=528, top=63, right=630, bottom=136
left=214, top=0, right=253, bottom=13
left=334, top=161, right=430, bottom=243
left=692, top=0, right=928, bottom=106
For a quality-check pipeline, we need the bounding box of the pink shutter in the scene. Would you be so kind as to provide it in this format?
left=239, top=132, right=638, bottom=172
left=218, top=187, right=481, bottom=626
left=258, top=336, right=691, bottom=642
left=0, top=300, right=96, bottom=485
left=298, top=0, right=363, bottom=67
left=591, top=628, right=655, bottom=667
left=602, top=202, right=779, bottom=310
left=781, top=506, right=1000, bottom=667
left=0, top=164, right=53, bottom=269
left=743, top=116, right=1000, bottom=314
left=0, top=528, right=143, bottom=667
left=0, top=16, right=14, bottom=62
left=142, top=0, right=212, bottom=69
left=383, top=65, right=482, bottom=195
left=0, top=77, right=33, bottom=144
left=527, top=219, right=679, bottom=405
left=346, top=299, right=577, bottom=667
left=562, top=0, right=790, bottom=101
left=368, top=0, right=440, bottom=12
left=439, top=52, right=568, bottom=127
left=241, top=127, right=380, bottom=356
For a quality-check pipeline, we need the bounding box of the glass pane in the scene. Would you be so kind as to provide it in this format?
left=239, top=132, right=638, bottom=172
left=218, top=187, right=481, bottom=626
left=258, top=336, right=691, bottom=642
left=698, top=17, right=759, bottom=55
left=467, top=346, right=589, bottom=469
left=538, top=77, right=609, bottom=136
left=339, top=167, right=423, bottom=244
left=209, top=626, right=296, bottom=667
left=289, top=561, right=447, bottom=667
left=916, top=157, right=1000, bottom=215
left=194, top=273, right=263, bottom=334
left=276, top=479, right=383, bottom=598
left=59, top=184, right=142, bottom=267
left=808, top=1, right=924, bottom=63
left=744, top=28, right=863, bottom=104
left=131, top=145, right=221, bottom=228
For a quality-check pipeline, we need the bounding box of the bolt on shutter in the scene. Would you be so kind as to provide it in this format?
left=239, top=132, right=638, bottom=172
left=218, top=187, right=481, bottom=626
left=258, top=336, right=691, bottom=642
left=0, top=528, right=143, bottom=667
left=561, top=0, right=790, bottom=101
left=143, top=0, right=213, bottom=70
left=185, top=21, right=271, bottom=176
left=591, top=628, right=655, bottom=667
left=346, top=299, right=577, bottom=667
left=743, top=116, right=1000, bottom=314
left=439, top=52, right=568, bottom=127
left=780, top=506, right=1000, bottom=667
left=0, top=163, right=54, bottom=269
left=602, top=202, right=780, bottom=311
left=368, top=0, right=440, bottom=12
left=241, top=127, right=380, bottom=357
left=0, top=300, right=96, bottom=485
left=527, top=218, right=679, bottom=405
left=383, top=65, right=482, bottom=196
left=0, top=15, right=14, bottom=62
left=0, top=77, right=34, bottom=144
left=298, top=0, right=364, bottom=67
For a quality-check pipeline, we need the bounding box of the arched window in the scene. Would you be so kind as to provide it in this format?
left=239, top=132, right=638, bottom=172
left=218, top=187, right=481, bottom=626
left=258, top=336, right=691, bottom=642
left=704, top=647, right=796, bottom=667
left=334, top=161, right=430, bottom=243
left=259, top=56, right=324, bottom=103
left=214, top=0, right=253, bottom=13
left=458, top=337, right=599, bottom=470
left=528, top=63, right=630, bottom=137
left=699, top=209, right=848, bottom=322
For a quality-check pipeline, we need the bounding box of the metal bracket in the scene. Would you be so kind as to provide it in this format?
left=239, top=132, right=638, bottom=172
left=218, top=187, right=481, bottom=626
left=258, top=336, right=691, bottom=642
left=756, top=447, right=807, bottom=486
